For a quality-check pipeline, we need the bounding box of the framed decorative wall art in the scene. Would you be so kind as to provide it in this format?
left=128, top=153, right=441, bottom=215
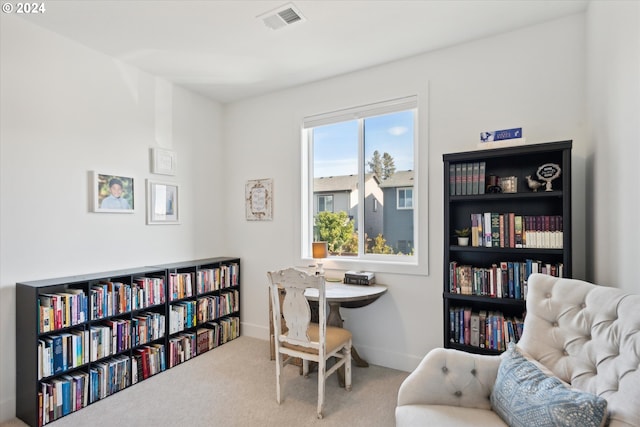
left=92, top=171, right=135, bottom=213
left=150, top=148, right=177, bottom=175
left=147, top=180, right=179, bottom=224
left=245, top=178, right=273, bottom=221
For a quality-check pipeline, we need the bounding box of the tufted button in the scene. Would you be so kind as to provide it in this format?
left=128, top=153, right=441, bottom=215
left=552, top=321, right=559, bottom=327
left=580, top=302, right=587, bottom=309
left=546, top=293, right=552, bottom=298
left=442, top=366, right=448, bottom=374
left=454, top=391, right=462, bottom=397
left=563, top=350, right=569, bottom=356
left=470, top=368, right=477, bottom=376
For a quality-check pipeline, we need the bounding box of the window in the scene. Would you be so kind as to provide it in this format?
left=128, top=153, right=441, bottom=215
left=397, top=188, right=413, bottom=209
left=303, top=96, right=418, bottom=263
left=317, top=195, right=333, bottom=212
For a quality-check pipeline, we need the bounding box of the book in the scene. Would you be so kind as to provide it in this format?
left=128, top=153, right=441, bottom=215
left=449, top=164, right=455, bottom=196
left=472, top=162, right=480, bottom=194
left=470, top=312, right=480, bottom=347
left=478, top=161, right=486, bottom=194
left=478, top=310, right=487, bottom=348
left=460, top=163, right=467, bottom=195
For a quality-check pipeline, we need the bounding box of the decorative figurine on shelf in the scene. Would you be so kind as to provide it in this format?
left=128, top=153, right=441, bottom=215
left=536, top=163, right=562, bottom=191
left=486, top=175, right=502, bottom=194
left=525, top=175, right=544, bottom=192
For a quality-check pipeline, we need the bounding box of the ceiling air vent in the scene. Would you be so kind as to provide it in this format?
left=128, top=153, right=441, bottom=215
left=258, top=2, right=306, bottom=30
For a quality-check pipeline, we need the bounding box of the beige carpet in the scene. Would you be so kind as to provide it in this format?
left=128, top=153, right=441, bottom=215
left=4, top=336, right=408, bottom=427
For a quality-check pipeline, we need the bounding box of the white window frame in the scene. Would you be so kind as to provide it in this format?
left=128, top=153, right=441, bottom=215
left=397, top=187, right=414, bottom=210
left=317, top=194, right=334, bottom=212
left=300, top=94, right=428, bottom=276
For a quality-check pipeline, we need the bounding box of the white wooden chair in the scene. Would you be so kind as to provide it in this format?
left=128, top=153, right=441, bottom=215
left=267, top=267, right=352, bottom=419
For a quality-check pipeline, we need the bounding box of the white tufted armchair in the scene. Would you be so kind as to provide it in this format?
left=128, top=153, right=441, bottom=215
left=396, top=273, right=640, bottom=426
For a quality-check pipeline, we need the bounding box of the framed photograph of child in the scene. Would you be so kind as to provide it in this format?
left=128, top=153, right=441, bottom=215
left=92, top=171, right=135, bottom=213
left=146, top=180, right=179, bottom=224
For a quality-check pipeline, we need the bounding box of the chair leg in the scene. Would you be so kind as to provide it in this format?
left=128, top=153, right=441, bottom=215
left=345, top=343, right=352, bottom=392
left=317, top=358, right=325, bottom=419
left=303, top=359, right=309, bottom=377
left=275, top=353, right=282, bottom=404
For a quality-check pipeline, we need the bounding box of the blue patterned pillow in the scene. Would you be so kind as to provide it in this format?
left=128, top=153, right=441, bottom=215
left=491, top=344, right=608, bottom=427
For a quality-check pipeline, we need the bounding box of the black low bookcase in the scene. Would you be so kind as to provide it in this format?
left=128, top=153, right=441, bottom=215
left=16, top=257, right=240, bottom=427
left=443, top=141, right=572, bottom=355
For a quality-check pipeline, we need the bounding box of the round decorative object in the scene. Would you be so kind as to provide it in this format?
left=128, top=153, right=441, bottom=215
left=536, top=163, right=561, bottom=191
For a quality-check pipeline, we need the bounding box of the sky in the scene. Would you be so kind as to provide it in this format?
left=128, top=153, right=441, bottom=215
left=312, top=110, right=414, bottom=178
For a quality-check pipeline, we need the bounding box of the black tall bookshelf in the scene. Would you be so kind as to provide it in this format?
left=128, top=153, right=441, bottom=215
left=16, top=257, right=240, bottom=427
left=443, top=141, right=571, bottom=355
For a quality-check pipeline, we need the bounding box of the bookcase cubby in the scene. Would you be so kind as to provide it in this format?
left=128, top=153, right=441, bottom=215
left=16, top=257, right=240, bottom=427
left=443, top=141, right=571, bottom=355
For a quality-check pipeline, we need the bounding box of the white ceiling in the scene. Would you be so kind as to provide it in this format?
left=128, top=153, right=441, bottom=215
left=16, top=0, right=589, bottom=103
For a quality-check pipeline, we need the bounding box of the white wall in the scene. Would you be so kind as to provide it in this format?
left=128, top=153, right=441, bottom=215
left=0, top=16, right=225, bottom=421
left=587, top=1, right=640, bottom=293
left=225, top=13, right=588, bottom=374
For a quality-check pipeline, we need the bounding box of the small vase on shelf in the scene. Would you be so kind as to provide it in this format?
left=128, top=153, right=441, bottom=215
left=455, top=228, right=471, bottom=246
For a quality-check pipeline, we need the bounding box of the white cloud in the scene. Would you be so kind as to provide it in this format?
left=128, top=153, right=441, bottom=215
left=388, top=126, right=408, bottom=136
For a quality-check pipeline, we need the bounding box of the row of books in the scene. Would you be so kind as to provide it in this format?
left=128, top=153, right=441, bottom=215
left=88, top=355, right=130, bottom=403
left=168, top=332, right=197, bottom=367
left=170, top=290, right=239, bottom=334
left=89, top=282, right=131, bottom=320
left=468, top=212, right=563, bottom=249
left=196, top=290, right=240, bottom=324
left=449, top=260, right=565, bottom=299
left=167, top=317, right=240, bottom=368
left=91, top=319, right=132, bottom=360
left=131, top=344, right=166, bottom=383
left=219, top=317, right=240, bottom=344
left=39, top=290, right=87, bottom=334
left=449, top=307, right=524, bottom=351
left=37, top=266, right=238, bottom=333
left=196, top=262, right=240, bottom=294
left=449, top=161, right=487, bottom=196
left=38, top=331, right=89, bottom=380
left=132, top=276, right=166, bottom=309
left=169, top=300, right=197, bottom=334
left=38, top=312, right=167, bottom=381
left=131, top=311, right=165, bottom=347
left=39, top=369, right=89, bottom=426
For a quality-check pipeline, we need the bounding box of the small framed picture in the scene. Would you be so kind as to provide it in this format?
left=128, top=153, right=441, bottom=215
left=245, top=178, right=273, bottom=221
left=499, top=176, right=518, bottom=193
left=151, top=148, right=177, bottom=175
left=92, top=171, right=135, bottom=213
left=147, top=180, right=179, bottom=224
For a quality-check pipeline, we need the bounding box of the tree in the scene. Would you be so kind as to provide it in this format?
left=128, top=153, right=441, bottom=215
left=314, top=211, right=355, bottom=254
left=382, top=152, right=396, bottom=179
left=367, top=150, right=383, bottom=178
left=368, top=233, right=394, bottom=254
left=368, top=150, right=395, bottom=180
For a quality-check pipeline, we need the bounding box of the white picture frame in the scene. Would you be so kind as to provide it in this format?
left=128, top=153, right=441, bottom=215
left=147, top=180, right=179, bottom=224
left=245, top=178, right=273, bottom=221
left=151, top=148, right=177, bottom=175
left=92, top=171, right=135, bottom=213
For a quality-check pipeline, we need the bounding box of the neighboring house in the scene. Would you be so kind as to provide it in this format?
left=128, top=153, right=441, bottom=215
left=313, top=173, right=383, bottom=241
left=379, top=170, right=415, bottom=254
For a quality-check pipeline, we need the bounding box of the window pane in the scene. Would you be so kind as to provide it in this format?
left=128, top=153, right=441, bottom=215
left=364, top=111, right=414, bottom=255
left=313, top=121, right=358, bottom=256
